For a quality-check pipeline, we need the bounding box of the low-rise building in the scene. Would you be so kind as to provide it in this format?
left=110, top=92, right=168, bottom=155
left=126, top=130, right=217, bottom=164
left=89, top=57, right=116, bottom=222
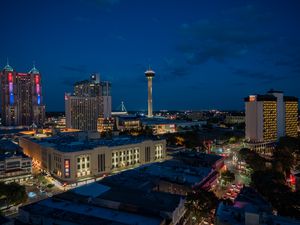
left=115, top=115, right=141, bottom=131
left=225, top=113, right=245, bottom=125
left=19, top=133, right=166, bottom=184
left=0, top=140, right=32, bottom=183
left=97, top=117, right=115, bottom=133
left=16, top=150, right=223, bottom=225
left=18, top=179, right=184, bottom=225
left=141, top=118, right=206, bottom=135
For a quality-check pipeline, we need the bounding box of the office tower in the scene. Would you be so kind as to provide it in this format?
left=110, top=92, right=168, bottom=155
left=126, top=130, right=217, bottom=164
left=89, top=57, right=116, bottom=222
left=145, top=68, right=155, bottom=117
left=65, top=74, right=111, bottom=131
left=245, top=90, right=298, bottom=154
left=0, top=62, right=45, bottom=126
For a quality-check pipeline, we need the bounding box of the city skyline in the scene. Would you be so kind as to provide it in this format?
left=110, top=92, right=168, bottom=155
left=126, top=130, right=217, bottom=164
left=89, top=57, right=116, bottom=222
left=1, top=0, right=300, bottom=111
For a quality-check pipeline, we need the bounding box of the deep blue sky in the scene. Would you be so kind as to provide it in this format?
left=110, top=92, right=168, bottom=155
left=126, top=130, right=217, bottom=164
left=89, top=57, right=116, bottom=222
left=1, top=0, right=300, bottom=111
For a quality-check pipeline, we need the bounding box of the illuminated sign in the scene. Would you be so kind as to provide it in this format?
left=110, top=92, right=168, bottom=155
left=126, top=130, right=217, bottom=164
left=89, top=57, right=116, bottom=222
left=64, top=159, right=70, bottom=178
left=249, top=95, right=256, bottom=102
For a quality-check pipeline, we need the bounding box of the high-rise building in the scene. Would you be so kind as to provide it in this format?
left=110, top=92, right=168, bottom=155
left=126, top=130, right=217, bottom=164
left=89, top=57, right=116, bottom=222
left=245, top=90, right=298, bottom=154
left=0, top=62, right=45, bottom=126
left=284, top=96, right=298, bottom=138
left=145, top=68, right=155, bottom=117
left=65, top=74, right=111, bottom=131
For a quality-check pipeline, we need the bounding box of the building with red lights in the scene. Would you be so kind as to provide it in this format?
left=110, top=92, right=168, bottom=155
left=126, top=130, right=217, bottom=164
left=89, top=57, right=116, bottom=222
left=0, top=62, right=45, bottom=126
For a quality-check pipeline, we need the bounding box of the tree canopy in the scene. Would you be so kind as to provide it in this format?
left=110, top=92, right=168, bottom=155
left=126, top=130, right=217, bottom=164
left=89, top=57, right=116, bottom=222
left=185, top=189, right=219, bottom=222
left=0, top=182, right=27, bottom=207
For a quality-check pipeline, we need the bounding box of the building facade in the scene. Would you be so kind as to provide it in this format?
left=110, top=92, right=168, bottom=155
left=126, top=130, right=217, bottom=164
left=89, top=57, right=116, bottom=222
left=284, top=96, right=298, bottom=138
left=0, top=63, right=45, bottom=126
left=245, top=90, right=298, bottom=154
left=0, top=153, right=32, bottom=183
left=65, top=74, right=112, bottom=131
left=19, top=134, right=166, bottom=184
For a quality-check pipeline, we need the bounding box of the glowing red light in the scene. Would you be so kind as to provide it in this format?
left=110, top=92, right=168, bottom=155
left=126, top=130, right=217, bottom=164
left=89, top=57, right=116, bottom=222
left=290, top=174, right=296, bottom=185
left=8, top=73, right=12, bottom=82
left=35, top=75, right=39, bottom=84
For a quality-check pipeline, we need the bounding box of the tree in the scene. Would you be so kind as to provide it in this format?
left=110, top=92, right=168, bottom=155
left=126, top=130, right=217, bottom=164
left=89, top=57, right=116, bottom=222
left=251, top=170, right=300, bottom=219
left=277, top=136, right=299, bottom=152
left=0, top=182, right=27, bottom=207
left=221, top=170, right=235, bottom=185
left=238, top=148, right=266, bottom=172
left=273, top=147, right=295, bottom=175
left=185, top=189, right=219, bottom=222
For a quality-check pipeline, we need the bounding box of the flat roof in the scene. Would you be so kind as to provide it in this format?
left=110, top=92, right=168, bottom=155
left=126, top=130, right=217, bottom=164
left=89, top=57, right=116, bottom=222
left=142, top=160, right=212, bottom=185
left=22, top=135, right=165, bottom=153
left=21, top=198, right=162, bottom=225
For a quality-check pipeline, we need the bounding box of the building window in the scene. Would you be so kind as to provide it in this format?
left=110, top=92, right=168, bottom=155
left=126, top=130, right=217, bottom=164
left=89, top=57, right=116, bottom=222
left=76, top=155, right=91, bottom=178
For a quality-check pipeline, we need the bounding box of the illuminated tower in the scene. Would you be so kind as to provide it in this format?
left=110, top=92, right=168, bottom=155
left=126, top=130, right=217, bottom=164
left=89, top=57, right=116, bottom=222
left=28, top=64, right=46, bottom=126
left=0, top=60, right=17, bottom=126
left=145, top=68, right=155, bottom=117
left=0, top=62, right=45, bottom=126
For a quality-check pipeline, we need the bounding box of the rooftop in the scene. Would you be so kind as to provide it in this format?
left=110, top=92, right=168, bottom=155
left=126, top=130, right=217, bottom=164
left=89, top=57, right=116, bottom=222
left=28, top=65, right=39, bottom=74
left=21, top=197, right=162, bottom=225
left=3, top=63, right=13, bottom=71
left=244, top=94, right=277, bottom=102
left=0, top=152, right=30, bottom=161
left=0, top=140, right=22, bottom=154
left=22, top=135, right=164, bottom=152
left=101, top=159, right=213, bottom=188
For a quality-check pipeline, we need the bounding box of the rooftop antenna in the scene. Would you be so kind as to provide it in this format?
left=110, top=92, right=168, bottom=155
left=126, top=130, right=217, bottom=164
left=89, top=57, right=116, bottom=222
left=33, top=60, right=36, bottom=68
left=6, top=57, right=9, bottom=66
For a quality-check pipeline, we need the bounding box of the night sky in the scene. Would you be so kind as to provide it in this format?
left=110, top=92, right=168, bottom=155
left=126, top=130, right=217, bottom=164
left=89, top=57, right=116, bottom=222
left=1, top=0, right=300, bottom=111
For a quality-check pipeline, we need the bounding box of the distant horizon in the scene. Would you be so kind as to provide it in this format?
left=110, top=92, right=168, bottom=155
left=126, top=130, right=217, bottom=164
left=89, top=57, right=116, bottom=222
left=1, top=0, right=300, bottom=111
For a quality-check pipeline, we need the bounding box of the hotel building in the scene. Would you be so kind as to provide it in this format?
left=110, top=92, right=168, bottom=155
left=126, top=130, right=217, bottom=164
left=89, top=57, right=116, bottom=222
left=19, top=133, right=166, bottom=184
left=284, top=96, right=299, bottom=138
left=65, top=74, right=112, bottom=131
left=0, top=62, right=45, bottom=126
left=245, top=90, right=298, bottom=154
